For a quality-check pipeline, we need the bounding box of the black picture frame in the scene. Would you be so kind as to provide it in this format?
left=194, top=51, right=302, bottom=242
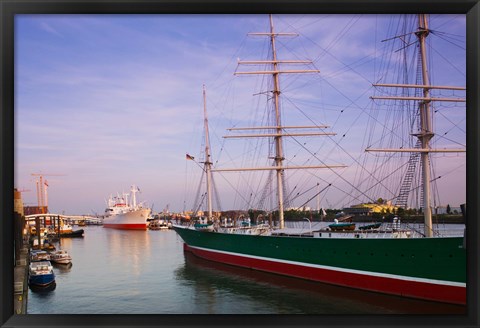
left=1, top=1, right=478, bottom=327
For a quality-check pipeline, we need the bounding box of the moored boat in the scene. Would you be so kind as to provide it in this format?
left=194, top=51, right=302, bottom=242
left=31, top=237, right=56, bottom=251
left=149, top=219, right=169, bottom=230
left=57, top=229, right=84, bottom=238
left=174, top=226, right=465, bottom=305
left=30, top=250, right=50, bottom=262
left=49, top=249, right=72, bottom=264
left=103, top=185, right=151, bottom=230
left=28, top=261, right=55, bottom=287
left=55, top=223, right=74, bottom=234
left=173, top=14, right=466, bottom=305
left=47, top=222, right=85, bottom=238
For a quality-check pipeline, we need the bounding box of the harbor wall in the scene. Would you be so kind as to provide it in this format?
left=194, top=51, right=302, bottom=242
left=13, top=190, right=28, bottom=314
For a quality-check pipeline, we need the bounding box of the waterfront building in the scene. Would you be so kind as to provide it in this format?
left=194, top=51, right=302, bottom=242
left=343, top=202, right=398, bottom=216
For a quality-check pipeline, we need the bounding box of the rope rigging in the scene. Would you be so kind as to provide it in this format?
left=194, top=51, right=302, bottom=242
left=183, top=14, right=464, bottom=216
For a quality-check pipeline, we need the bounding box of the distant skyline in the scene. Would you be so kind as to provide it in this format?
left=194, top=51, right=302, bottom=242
left=15, top=14, right=466, bottom=215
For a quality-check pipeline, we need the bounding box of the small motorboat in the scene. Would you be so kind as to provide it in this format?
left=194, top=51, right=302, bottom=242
left=28, top=261, right=55, bottom=287
left=30, top=250, right=50, bottom=262
left=49, top=249, right=72, bottom=264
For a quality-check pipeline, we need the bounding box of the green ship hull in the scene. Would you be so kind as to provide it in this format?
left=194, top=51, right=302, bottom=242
left=173, top=225, right=466, bottom=304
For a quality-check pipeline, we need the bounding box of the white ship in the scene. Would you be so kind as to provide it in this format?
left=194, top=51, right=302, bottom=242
left=103, top=185, right=151, bottom=230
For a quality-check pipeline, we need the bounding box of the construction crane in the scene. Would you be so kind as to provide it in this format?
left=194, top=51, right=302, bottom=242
left=31, top=173, right=65, bottom=213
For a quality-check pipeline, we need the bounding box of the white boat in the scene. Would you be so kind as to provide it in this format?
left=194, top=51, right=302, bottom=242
left=149, top=218, right=169, bottom=230
left=58, top=223, right=73, bottom=233
left=47, top=222, right=85, bottom=238
left=30, top=250, right=50, bottom=262
left=103, top=185, right=151, bottom=230
left=49, top=249, right=72, bottom=264
left=49, top=223, right=73, bottom=234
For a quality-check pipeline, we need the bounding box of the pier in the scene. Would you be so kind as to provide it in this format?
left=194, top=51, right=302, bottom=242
left=25, top=213, right=99, bottom=224
left=13, top=189, right=94, bottom=314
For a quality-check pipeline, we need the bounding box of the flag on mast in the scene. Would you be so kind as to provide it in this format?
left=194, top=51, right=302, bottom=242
left=186, top=154, right=194, bottom=161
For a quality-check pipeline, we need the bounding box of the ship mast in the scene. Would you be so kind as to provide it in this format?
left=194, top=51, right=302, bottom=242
left=417, top=14, right=434, bottom=237
left=130, top=186, right=136, bottom=207
left=368, top=14, right=465, bottom=237
left=269, top=14, right=286, bottom=229
left=203, top=85, right=214, bottom=221
left=211, top=14, right=345, bottom=230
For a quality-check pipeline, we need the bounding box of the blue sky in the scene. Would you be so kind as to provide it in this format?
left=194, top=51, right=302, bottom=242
left=15, top=14, right=466, bottom=215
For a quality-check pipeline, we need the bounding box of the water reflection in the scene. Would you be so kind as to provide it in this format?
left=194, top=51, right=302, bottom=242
left=56, top=236, right=72, bottom=248
left=26, top=226, right=466, bottom=315
left=176, top=252, right=466, bottom=314
left=104, top=228, right=152, bottom=278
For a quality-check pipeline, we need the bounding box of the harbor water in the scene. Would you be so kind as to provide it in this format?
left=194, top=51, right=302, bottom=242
left=27, top=224, right=466, bottom=314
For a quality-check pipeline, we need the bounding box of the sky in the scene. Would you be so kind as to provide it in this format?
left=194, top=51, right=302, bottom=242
left=14, top=14, right=466, bottom=215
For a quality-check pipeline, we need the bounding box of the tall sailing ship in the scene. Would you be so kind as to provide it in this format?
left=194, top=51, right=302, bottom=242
left=173, top=15, right=466, bottom=305
left=103, top=185, right=151, bottom=230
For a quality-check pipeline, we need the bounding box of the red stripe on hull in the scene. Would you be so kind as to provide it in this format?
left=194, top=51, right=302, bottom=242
left=184, top=244, right=465, bottom=305
left=103, top=223, right=147, bottom=230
